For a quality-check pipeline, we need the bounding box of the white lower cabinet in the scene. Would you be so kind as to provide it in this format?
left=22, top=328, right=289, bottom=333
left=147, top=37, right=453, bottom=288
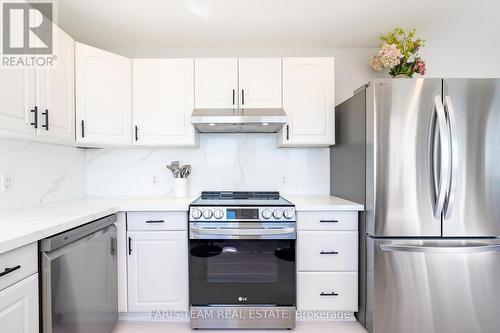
left=0, top=273, right=39, bottom=333
left=296, top=210, right=358, bottom=313
left=127, top=230, right=188, bottom=312
left=297, top=272, right=358, bottom=311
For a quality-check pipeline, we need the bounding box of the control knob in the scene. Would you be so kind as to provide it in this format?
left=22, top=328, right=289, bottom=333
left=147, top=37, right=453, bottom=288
left=283, top=209, right=294, bottom=219
left=272, top=209, right=283, bottom=219
left=214, top=209, right=224, bottom=219
left=191, top=208, right=202, bottom=219
left=202, top=209, right=213, bottom=219
left=262, top=209, right=272, bottom=219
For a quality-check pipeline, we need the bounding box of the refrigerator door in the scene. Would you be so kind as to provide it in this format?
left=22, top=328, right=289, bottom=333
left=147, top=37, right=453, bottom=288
left=442, top=79, right=500, bottom=237
left=366, top=237, right=500, bottom=333
left=366, top=79, right=443, bottom=237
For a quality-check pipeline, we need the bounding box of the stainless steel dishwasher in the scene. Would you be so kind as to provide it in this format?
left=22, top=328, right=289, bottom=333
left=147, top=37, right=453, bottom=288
left=40, top=214, right=118, bottom=333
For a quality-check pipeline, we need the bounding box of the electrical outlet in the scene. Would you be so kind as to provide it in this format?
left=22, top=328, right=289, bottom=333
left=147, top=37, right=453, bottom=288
left=152, top=174, right=159, bottom=185
left=1, top=175, right=13, bottom=192
left=281, top=175, right=288, bottom=185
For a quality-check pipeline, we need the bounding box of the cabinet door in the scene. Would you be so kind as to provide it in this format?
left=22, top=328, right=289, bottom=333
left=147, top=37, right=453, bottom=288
left=239, top=58, right=282, bottom=108
left=0, top=68, right=35, bottom=136
left=0, top=274, right=39, bottom=333
left=75, top=42, right=131, bottom=145
left=133, top=59, right=196, bottom=146
left=127, top=231, right=188, bottom=312
left=280, top=57, right=335, bottom=147
left=36, top=25, right=75, bottom=142
left=194, top=58, right=238, bottom=108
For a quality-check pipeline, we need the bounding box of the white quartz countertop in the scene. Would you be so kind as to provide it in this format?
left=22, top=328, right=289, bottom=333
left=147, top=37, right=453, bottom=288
left=283, top=195, right=364, bottom=211
left=0, top=194, right=362, bottom=254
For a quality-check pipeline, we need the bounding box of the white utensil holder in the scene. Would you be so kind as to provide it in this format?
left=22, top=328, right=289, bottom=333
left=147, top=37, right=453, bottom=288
left=174, top=178, right=189, bottom=198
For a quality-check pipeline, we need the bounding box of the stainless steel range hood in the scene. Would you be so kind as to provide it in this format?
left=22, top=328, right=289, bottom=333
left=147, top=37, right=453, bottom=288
left=191, top=108, right=287, bottom=133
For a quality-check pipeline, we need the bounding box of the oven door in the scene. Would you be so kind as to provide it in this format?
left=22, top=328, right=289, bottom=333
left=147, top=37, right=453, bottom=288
left=189, top=223, right=296, bottom=306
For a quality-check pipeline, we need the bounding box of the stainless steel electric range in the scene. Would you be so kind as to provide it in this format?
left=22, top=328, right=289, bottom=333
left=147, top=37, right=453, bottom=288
left=188, top=191, right=296, bottom=329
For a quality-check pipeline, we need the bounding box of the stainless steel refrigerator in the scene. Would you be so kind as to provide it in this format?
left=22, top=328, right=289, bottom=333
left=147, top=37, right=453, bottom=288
left=331, top=78, right=500, bottom=333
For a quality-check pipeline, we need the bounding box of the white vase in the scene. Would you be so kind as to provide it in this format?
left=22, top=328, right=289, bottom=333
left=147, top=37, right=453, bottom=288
left=173, top=178, right=189, bottom=198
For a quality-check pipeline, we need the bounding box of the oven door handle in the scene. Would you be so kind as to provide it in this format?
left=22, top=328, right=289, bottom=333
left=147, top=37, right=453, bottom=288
left=190, top=226, right=296, bottom=237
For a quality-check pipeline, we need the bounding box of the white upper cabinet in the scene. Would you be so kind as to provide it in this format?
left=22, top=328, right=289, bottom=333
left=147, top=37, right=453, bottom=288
left=75, top=42, right=131, bottom=146
left=194, top=58, right=238, bottom=109
left=194, top=58, right=282, bottom=109
left=0, top=68, right=36, bottom=137
left=279, top=57, right=335, bottom=147
left=132, top=59, right=197, bottom=147
left=0, top=24, right=75, bottom=144
left=36, top=25, right=75, bottom=142
left=238, top=58, right=282, bottom=108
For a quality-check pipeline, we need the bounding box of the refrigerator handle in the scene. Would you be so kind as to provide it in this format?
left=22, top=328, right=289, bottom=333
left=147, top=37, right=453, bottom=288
left=443, top=96, right=458, bottom=219
left=432, top=96, right=451, bottom=219
left=380, top=243, right=500, bottom=254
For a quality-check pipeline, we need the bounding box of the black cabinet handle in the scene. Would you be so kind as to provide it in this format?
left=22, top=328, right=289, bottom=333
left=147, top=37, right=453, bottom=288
left=81, top=120, right=85, bottom=138
left=128, top=237, right=132, bottom=255
left=30, top=106, right=38, bottom=128
left=42, top=109, right=49, bottom=130
left=320, top=291, right=339, bottom=296
left=0, top=265, right=21, bottom=277
left=286, top=125, right=289, bottom=140
left=146, top=220, right=165, bottom=224
left=232, top=89, right=235, bottom=105
left=320, top=250, right=339, bottom=255
left=320, top=220, right=339, bottom=223
left=241, top=89, right=245, bottom=105
left=134, top=125, right=139, bottom=141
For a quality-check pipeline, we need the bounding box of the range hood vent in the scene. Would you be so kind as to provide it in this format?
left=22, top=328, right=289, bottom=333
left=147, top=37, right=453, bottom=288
left=191, top=108, right=287, bottom=133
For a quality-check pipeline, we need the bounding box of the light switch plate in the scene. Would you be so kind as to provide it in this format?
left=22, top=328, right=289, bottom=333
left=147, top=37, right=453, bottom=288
left=1, top=174, right=12, bottom=192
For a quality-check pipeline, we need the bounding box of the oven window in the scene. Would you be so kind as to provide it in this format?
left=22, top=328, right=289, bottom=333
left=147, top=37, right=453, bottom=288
left=189, top=239, right=296, bottom=306
left=207, top=241, right=279, bottom=283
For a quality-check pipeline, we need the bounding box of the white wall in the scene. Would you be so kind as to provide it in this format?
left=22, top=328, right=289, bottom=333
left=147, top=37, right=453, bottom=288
left=0, top=138, right=86, bottom=211
left=86, top=134, right=330, bottom=196
left=422, top=48, right=500, bottom=78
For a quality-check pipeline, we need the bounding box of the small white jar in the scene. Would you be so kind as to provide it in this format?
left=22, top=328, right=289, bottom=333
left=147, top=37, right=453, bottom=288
left=173, top=178, right=189, bottom=198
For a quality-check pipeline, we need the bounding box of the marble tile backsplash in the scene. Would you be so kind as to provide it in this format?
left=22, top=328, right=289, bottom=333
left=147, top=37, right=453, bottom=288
left=0, top=138, right=87, bottom=211
left=0, top=134, right=329, bottom=211
left=86, top=134, right=330, bottom=196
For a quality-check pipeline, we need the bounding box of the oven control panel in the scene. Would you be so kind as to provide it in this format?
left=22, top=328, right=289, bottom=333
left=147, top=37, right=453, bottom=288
left=189, top=206, right=296, bottom=222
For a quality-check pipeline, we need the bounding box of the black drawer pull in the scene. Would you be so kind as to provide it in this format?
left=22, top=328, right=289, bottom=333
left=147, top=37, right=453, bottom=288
left=320, top=220, right=339, bottom=223
left=320, top=291, right=339, bottom=297
left=320, top=250, right=339, bottom=255
left=146, top=220, right=165, bottom=224
left=0, top=265, right=21, bottom=277
left=128, top=237, right=132, bottom=255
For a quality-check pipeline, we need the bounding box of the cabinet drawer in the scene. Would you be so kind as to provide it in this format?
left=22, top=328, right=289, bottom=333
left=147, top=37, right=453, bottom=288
left=298, top=231, right=358, bottom=271
left=127, top=212, right=187, bottom=231
left=0, top=243, right=37, bottom=291
left=297, top=211, right=357, bottom=231
left=297, top=272, right=358, bottom=311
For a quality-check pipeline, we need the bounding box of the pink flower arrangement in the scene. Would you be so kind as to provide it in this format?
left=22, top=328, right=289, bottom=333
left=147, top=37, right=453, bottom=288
left=370, top=28, right=426, bottom=78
